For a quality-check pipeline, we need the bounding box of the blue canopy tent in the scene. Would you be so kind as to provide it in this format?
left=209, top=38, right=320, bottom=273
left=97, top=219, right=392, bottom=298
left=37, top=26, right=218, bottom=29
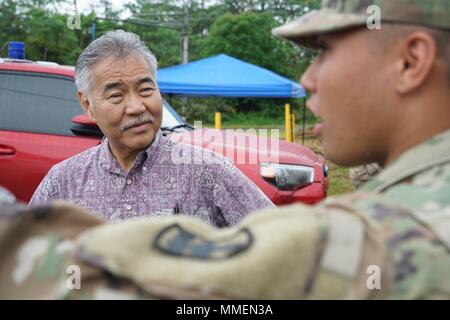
left=157, top=54, right=307, bottom=143
left=157, top=54, right=305, bottom=98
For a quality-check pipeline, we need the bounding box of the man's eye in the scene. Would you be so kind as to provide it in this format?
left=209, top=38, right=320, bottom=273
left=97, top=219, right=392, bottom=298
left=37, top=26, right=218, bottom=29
left=108, top=94, right=123, bottom=102
left=141, top=87, right=154, bottom=95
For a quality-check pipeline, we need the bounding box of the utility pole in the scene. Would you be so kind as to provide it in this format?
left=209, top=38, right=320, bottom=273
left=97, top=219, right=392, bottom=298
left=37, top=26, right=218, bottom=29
left=182, top=0, right=189, bottom=64
left=180, top=0, right=190, bottom=114
left=91, top=2, right=189, bottom=65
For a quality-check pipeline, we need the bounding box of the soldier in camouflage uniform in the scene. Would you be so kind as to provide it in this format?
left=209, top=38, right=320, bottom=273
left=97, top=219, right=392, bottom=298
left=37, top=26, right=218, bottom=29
left=1, top=0, right=450, bottom=299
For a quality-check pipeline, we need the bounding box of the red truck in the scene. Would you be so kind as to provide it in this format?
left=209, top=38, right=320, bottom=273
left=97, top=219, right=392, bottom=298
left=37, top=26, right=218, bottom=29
left=0, top=58, right=328, bottom=205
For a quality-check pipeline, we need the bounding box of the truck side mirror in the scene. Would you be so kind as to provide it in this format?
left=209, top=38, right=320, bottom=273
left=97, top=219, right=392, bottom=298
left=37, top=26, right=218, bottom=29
left=71, top=114, right=103, bottom=137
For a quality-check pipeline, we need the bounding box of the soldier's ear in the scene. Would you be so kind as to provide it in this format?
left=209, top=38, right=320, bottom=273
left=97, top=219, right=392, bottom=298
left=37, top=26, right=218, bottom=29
left=394, top=31, right=437, bottom=94
left=77, top=91, right=96, bottom=123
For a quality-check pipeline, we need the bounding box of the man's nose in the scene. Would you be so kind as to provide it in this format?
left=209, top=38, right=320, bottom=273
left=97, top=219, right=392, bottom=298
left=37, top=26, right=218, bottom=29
left=124, top=92, right=146, bottom=115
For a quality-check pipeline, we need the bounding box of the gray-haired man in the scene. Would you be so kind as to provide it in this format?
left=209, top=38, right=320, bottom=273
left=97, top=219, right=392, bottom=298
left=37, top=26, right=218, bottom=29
left=29, top=30, right=274, bottom=226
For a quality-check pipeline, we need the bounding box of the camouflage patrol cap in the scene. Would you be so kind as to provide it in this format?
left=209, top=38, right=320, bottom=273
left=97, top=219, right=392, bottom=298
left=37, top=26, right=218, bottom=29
left=272, top=0, right=450, bottom=46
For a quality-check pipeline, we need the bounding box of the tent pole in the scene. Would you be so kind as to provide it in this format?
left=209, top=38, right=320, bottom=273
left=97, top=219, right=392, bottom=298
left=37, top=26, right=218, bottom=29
left=302, top=98, right=306, bottom=145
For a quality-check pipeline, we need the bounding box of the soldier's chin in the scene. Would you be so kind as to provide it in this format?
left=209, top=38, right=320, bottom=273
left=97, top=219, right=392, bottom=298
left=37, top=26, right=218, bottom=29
left=323, top=144, right=358, bottom=168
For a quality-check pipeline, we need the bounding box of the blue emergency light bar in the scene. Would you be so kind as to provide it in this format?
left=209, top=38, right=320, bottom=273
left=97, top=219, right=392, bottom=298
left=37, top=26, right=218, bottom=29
left=8, top=41, right=25, bottom=59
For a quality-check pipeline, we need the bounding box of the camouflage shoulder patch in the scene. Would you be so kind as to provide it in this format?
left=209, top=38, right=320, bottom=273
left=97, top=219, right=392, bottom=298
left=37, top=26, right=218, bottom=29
left=153, top=223, right=253, bottom=260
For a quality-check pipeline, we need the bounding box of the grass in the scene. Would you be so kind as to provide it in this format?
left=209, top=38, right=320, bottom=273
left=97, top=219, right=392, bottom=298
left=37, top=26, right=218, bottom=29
left=326, top=165, right=355, bottom=196
left=204, top=122, right=355, bottom=196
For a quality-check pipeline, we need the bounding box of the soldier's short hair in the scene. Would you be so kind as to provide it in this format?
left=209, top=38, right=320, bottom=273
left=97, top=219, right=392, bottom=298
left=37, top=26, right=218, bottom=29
left=373, top=25, right=450, bottom=83
left=431, top=29, right=450, bottom=82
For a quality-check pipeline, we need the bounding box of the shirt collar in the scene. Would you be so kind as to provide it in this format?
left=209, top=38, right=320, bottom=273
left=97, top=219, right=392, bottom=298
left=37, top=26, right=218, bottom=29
left=361, top=128, right=450, bottom=193
left=99, top=130, right=163, bottom=175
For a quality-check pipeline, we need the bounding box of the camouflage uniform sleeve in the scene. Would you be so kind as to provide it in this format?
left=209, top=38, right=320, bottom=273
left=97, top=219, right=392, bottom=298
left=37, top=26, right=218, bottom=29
left=212, top=158, right=275, bottom=226
left=0, top=200, right=153, bottom=299
left=72, top=195, right=391, bottom=299
left=5, top=192, right=446, bottom=299
left=28, top=166, right=61, bottom=207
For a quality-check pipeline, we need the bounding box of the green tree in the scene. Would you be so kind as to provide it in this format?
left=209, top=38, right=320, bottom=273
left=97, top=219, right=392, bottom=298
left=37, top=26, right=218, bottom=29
left=201, top=11, right=299, bottom=79
left=125, top=0, right=184, bottom=67
left=222, top=0, right=321, bottom=22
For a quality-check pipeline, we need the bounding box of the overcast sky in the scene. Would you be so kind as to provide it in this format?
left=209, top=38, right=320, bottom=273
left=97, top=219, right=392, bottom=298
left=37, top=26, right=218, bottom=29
left=56, top=0, right=135, bottom=19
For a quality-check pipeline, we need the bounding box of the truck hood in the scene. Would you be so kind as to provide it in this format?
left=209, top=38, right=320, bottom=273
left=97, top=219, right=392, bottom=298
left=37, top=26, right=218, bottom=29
left=171, top=128, right=318, bottom=167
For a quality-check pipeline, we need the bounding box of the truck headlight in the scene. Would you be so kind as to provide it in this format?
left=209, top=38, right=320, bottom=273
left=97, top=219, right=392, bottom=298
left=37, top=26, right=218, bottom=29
left=260, top=162, right=314, bottom=191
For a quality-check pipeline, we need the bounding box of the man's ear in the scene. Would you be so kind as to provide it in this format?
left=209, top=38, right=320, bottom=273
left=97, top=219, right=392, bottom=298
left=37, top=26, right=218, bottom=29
left=77, top=91, right=96, bottom=123
left=394, top=31, right=437, bottom=94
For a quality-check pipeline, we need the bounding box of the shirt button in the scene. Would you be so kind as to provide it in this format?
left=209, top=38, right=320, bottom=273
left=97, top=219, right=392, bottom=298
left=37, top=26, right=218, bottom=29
left=126, top=178, right=132, bottom=185
left=142, top=167, right=147, bottom=173
left=126, top=204, right=132, bottom=211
